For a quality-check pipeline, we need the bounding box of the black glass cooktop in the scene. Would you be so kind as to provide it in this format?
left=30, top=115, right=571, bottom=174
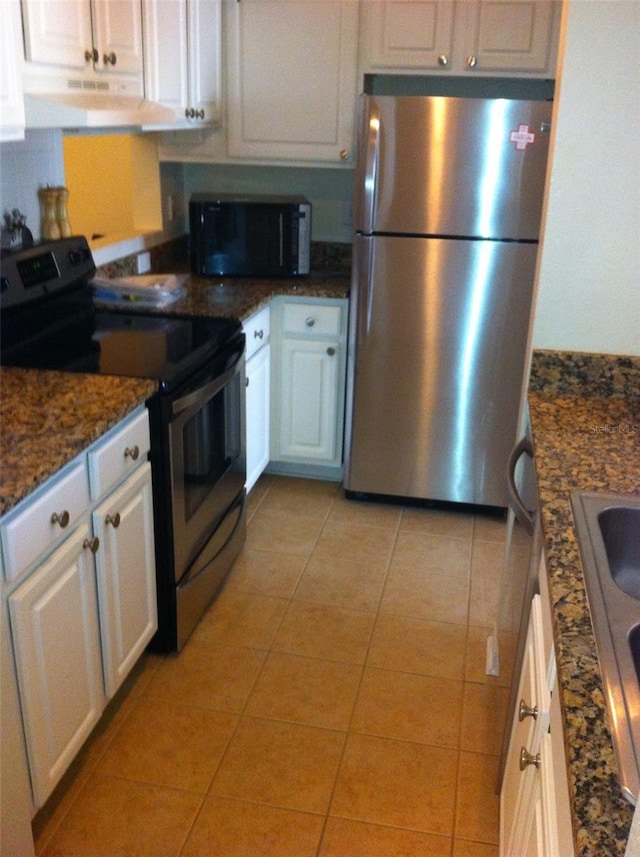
left=1, top=303, right=242, bottom=393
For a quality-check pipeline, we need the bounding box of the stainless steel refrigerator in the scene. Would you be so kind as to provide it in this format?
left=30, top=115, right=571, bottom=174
left=344, top=95, right=551, bottom=508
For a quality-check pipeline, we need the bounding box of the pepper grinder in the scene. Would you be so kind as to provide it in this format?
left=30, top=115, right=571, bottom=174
left=55, top=186, right=72, bottom=237
left=38, top=187, right=61, bottom=240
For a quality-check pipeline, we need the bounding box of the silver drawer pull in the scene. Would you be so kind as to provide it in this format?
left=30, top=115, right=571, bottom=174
left=254, top=329, right=264, bottom=339
left=519, top=747, right=540, bottom=771
left=83, top=536, right=100, bottom=555
left=124, top=445, right=140, bottom=461
left=105, top=513, right=121, bottom=528
left=518, top=699, right=538, bottom=721
left=50, top=510, right=70, bottom=528
left=305, top=317, right=315, bottom=327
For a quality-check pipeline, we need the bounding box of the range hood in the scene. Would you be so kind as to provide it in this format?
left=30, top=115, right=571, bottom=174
left=22, top=75, right=177, bottom=130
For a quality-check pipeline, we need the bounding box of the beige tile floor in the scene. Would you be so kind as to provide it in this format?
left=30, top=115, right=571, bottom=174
left=33, top=475, right=513, bottom=857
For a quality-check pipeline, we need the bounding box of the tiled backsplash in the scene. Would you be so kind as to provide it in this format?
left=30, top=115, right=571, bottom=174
left=0, top=130, right=65, bottom=242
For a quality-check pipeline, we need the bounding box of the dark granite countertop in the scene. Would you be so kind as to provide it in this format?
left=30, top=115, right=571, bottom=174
left=528, top=350, right=640, bottom=857
left=0, top=368, right=157, bottom=517
left=94, top=273, right=350, bottom=323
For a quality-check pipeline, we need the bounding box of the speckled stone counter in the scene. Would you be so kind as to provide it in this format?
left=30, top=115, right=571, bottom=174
left=94, top=272, right=350, bottom=323
left=528, top=349, right=640, bottom=857
left=0, top=368, right=157, bottom=517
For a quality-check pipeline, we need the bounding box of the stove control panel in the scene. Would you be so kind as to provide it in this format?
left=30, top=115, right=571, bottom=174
left=0, top=237, right=96, bottom=311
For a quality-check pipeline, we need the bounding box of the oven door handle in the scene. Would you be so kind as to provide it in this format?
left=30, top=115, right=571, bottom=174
left=171, top=356, right=242, bottom=418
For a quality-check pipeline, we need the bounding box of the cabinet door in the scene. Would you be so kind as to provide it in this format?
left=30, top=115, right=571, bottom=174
left=1, top=0, right=25, bottom=140
left=226, top=0, right=359, bottom=164
left=245, top=344, right=271, bottom=493
left=360, top=1, right=456, bottom=71
left=143, top=0, right=189, bottom=113
left=463, top=0, right=559, bottom=74
left=276, top=338, right=340, bottom=463
left=21, top=0, right=92, bottom=69
left=9, top=524, right=104, bottom=808
left=93, top=463, right=157, bottom=698
left=187, top=0, right=222, bottom=125
left=500, top=596, right=551, bottom=856
left=92, top=0, right=143, bottom=75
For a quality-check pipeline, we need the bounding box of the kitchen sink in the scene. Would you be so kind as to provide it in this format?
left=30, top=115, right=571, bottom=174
left=598, top=506, right=640, bottom=600
left=570, top=491, right=640, bottom=805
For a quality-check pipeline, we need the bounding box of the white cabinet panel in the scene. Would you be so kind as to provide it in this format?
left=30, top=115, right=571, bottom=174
left=144, top=0, right=221, bottom=127
left=360, top=0, right=560, bottom=78
left=1, top=0, right=26, bottom=140
left=226, top=0, right=359, bottom=164
left=271, top=297, right=347, bottom=474
left=87, top=407, right=150, bottom=499
left=245, top=343, right=271, bottom=493
left=1, top=461, right=89, bottom=583
left=91, top=0, right=144, bottom=75
left=93, top=462, right=157, bottom=697
left=21, top=0, right=92, bottom=68
left=9, top=524, right=105, bottom=807
left=464, top=1, right=559, bottom=74
left=278, top=338, right=340, bottom=462
left=360, top=0, right=455, bottom=70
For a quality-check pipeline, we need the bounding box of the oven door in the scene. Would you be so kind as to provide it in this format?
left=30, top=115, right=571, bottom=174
left=167, top=334, right=245, bottom=584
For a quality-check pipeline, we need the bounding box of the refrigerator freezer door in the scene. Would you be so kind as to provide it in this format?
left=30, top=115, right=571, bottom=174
left=344, top=235, right=538, bottom=506
left=355, top=95, right=551, bottom=241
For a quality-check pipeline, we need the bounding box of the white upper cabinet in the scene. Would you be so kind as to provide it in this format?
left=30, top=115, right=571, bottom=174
left=0, top=0, right=26, bottom=140
left=226, top=0, right=359, bottom=165
left=359, top=1, right=560, bottom=78
left=143, top=0, right=221, bottom=127
left=360, top=0, right=456, bottom=71
left=463, top=1, right=560, bottom=75
left=21, top=0, right=143, bottom=79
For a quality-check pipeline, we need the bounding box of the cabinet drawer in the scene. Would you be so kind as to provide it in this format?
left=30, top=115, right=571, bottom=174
left=1, top=461, right=89, bottom=583
left=88, top=409, right=150, bottom=500
left=281, top=302, right=342, bottom=337
left=244, top=305, right=271, bottom=360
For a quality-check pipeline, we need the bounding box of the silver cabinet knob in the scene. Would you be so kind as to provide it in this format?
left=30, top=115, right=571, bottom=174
left=104, top=52, right=117, bottom=66
left=50, top=510, right=70, bottom=528
left=105, top=512, right=121, bottom=528
left=518, top=699, right=538, bottom=722
left=305, top=317, right=315, bottom=327
left=83, top=536, right=100, bottom=554
left=519, top=747, right=540, bottom=771
left=438, top=54, right=449, bottom=67
left=326, top=347, right=336, bottom=356
left=466, top=55, right=477, bottom=68
left=124, top=445, right=140, bottom=461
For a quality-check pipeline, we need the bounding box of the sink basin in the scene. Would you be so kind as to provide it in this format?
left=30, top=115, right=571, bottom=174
left=570, top=491, right=640, bottom=805
left=598, top=507, right=640, bottom=600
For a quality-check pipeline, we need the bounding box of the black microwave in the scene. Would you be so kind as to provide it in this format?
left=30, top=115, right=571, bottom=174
left=189, top=194, right=311, bottom=278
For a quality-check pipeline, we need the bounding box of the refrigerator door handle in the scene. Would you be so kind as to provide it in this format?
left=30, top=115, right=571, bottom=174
left=362, top=107, right=380, bottom=234
left=356, top=237, right=375, bottom=339
left=507, top=437, right=535, bottom=535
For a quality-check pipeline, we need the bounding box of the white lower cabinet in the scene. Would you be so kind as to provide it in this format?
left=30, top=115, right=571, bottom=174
left=270, top=296, right=348, bottom=477
left=500, top=559, right=574, bottom=857
left=1, top=407, right=156, bottom=810
left=8, top=524, right=105, bottom=807
left=243, top=305, right=271, bottom=493
left=93, top=462, right=156, bottom=698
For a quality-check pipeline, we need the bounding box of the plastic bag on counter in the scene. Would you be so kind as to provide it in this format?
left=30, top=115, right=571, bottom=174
left=91, top=274, right=187, bottom=307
